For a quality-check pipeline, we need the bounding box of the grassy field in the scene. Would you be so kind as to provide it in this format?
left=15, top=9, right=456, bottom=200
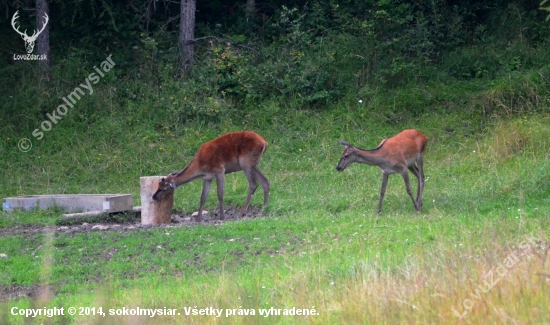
left=1, top=100, right=549, bottom=324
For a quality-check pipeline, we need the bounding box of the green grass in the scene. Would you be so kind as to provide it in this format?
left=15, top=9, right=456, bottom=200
left=2, top=210, right=548, bottom=324
left=2, top=45, right=550, bottom=322
left=2, top=5, right=550, bottom=322
left=1, top=103, right=549, bottom=324
left=0, top=209, right=63, bottom=228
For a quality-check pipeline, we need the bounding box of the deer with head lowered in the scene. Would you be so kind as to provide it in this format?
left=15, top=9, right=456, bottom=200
left=152, top=131, right=270, bottom=221
left=336, top=129, right=428, bottom=214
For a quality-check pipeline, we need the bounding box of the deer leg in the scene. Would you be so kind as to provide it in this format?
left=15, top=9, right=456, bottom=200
left=416, top=155, right=425, bottom=210
left=215, top=173, right=225, bottom=220
left=198, top=179, right=212, bottom=222
left=252, top=166, right=270, bottom=206
left=378, top=173, right=389, bottom=215
left=240, top=167, right=258, bottom=218
left=408, top=164, right=421, bottom=205
left=401, top=171, right=420, bottom=212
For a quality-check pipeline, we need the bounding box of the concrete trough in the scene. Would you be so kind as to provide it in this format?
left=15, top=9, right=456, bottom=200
left=2, top=194, right=133, bottom=213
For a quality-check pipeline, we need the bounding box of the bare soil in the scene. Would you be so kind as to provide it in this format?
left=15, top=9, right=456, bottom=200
left=0, top=285, right=54, bottom=302
left=0, top=206, right=266, bottom=238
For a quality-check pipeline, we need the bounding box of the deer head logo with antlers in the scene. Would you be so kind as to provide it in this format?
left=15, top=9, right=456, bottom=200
left=11, top=10, right=49, bottom=54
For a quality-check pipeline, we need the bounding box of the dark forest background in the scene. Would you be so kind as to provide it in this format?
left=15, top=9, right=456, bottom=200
left=0, top=0, right=549, bottom=144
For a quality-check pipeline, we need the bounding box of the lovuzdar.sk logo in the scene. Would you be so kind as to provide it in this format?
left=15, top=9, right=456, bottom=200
left=11, top=10, right=49, bottom=60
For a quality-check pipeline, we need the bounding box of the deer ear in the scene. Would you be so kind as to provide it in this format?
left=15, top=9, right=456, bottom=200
left=170, top=182, right=177, bottom=189
left=338, top=140, right=351, bottom=147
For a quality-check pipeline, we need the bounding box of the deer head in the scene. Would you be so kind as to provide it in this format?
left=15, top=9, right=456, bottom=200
left=11, top=10, right=49, bottom=54
left=152, top=174, right=178, bottom=201
left=336, top=140, right=356, bottom=171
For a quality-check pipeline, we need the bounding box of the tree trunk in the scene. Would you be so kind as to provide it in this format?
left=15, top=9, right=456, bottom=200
left=36, top=0, right=50, bottom=76
left=140, top=176, right=174, bottom=225
left=246, top=0, right=255, bottom=17
left=179, top=0, right=196, bottom=69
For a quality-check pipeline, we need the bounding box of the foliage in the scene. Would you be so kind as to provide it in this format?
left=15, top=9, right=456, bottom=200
left=543, top=0, right=550, bottom=20
left=2, top=0, right=549, bottom=119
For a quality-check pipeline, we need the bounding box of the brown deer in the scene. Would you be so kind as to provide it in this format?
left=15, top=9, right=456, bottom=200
left=336, top=129, right=428, bottom=214
left=152, top=131, right=270, bottom=221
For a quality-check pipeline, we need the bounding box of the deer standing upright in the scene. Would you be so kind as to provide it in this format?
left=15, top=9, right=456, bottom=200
left=152, top=131, right=270, bottom=221
left=336, top=129, right=428, bottom=214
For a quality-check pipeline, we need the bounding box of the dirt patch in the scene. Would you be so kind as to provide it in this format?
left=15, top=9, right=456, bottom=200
left=0, top=284, right=54, bottom=302
left=0, top=206, right=266, bottom=238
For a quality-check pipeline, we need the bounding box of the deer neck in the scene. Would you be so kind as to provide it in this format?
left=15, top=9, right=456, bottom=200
left=172, top=159, right=203, bottom=186
left=353, top=148, right=388, bottom=167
